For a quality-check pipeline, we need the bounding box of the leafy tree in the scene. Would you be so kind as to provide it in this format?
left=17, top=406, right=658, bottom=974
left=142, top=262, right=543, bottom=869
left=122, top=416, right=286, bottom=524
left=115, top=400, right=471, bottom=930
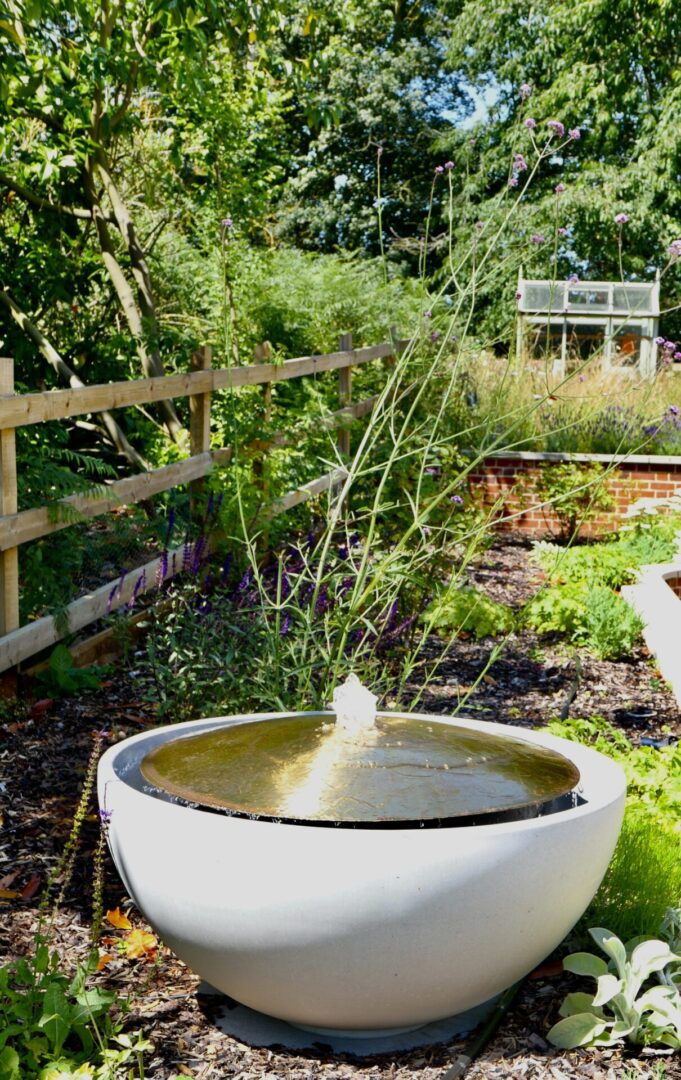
left=441, top=0, right=681, bottom=341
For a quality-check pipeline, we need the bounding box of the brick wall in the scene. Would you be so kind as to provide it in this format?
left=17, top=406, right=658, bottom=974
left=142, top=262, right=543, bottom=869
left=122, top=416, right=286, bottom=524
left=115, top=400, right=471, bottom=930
left=467, top=451, right=681, bottom=538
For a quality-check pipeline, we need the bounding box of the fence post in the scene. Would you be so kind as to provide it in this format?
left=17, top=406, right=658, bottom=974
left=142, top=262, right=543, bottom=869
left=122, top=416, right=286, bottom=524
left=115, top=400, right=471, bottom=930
left=338, top=332, right=353, bottom=456
left=0, top=358, right=19, bottom=644
left=189, top=345, right=212, bottom=521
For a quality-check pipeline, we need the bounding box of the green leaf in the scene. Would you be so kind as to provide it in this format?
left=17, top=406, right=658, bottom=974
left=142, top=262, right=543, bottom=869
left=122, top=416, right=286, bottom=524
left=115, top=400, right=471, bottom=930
left=0, top=1046, right=20, bottom=1080
left=39, top=985, right=72, bottom=1055
left=592, top=973, right=622, bottom=1007
left=589, top=929, right=627, bottom=974
left=559, top=992, right=605, bottom=1019
left=547, top=1012, right=609, bottom=1049
left=563, top=951, right=609, bottom=978
left=630, top=939, right=677, bottom=978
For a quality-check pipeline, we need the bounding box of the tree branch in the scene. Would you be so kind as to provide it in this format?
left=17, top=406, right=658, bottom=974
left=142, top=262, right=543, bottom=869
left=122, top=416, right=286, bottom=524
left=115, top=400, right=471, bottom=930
left=0, top=287, right=149, bottom=471
left=0, top=172, right=116, bottom=222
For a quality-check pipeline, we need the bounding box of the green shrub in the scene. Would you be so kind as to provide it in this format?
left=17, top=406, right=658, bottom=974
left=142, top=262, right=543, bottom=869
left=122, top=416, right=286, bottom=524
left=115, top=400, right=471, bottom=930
left=544, top=717, right=681, bottom=944
left=530, top=540, right=639, bottom=590
left=579, top=587, right=644, bottom=660
left=534, top=461, right=614, bottom=542
left=522, top=581, right=588, bottom=636
left=584, top=811, right=681, bottom=945
left=426, top=585, right=515, bottom=640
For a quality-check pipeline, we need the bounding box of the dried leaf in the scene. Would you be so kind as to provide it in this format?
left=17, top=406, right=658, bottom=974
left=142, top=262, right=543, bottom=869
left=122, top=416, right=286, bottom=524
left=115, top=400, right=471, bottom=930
left=106, top=906, right=132, bottom=930
left=123, top=928, right=157, bottom=959
left=0, top=888, right=21, bottom=899
left=21, top=874, right=41, bottom=900
left=96, top=953, right=114, bottom=971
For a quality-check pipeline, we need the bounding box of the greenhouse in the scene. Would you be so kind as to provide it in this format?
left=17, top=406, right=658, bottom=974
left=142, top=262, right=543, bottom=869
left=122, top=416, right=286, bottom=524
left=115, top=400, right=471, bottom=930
left=516, top=273, right=660, bottom=377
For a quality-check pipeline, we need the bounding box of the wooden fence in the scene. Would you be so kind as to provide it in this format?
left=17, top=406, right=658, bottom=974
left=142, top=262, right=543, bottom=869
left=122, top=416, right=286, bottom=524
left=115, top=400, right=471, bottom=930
left=0, top=335, right=402, bottom=674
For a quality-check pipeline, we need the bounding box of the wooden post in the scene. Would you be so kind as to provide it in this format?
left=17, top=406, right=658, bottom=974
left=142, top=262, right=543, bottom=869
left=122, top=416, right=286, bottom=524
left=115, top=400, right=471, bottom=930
left=0, top=358, right=19, bottom=645
left=254, top=342, right=273, bottom=540
left=189, top=346, right=212, bottom=521
left=338, top=332, right=353, bottom=456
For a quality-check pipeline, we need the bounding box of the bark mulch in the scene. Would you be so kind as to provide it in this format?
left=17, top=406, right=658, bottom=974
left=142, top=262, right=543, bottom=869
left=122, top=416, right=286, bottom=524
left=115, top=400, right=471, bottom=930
left=0, top=539, right=679, bottom=1080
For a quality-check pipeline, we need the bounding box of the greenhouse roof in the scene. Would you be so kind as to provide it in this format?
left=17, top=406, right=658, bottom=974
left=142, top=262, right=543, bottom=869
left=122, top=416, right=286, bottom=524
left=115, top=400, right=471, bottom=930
left=517, top=278, right=659, bottom=318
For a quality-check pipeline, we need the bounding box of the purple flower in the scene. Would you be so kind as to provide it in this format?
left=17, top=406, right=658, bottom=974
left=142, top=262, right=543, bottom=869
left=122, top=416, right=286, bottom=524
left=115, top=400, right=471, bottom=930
left=519, top=83, right=532, bottom=100
left=524, top=117, right=537, bottom=130
left=668, top=239, right=681, bottom=260
left=558, top=226, right=568, bottom=236
left=674, top=352, right=681, bottom=361
left=530, top=233, right=545, bottom=244
left=444, top=161, right=454, bottom=170
left=547, top=120, right=565, bottom=136
left=669, top=405, right=679, bottom=416
left=514, top=153, right=528, bottom=172
left=665, top=340, right=676, bottom=351
left=99, top=808, right=113, bottom=823
left=93, top=729, right=111, bottom=740
left=338, top=545, right=349, bottom=560
left=475, top=220, right=484, bottom=231
left=451, top=494, right=464, bottom=505
left=238, top=567, right=252, bottom=592
left=280, top=614, right=290, bottom=636
left=435, top=165, right=444, bottom=175
left=568, top=128, right=581, bottom=140
left=430, top=330, right=441, bottom=342
left=614, top=212, right=629, bottom=225
left=569, top=273, right=579, bottom=283
left=555, top=183, right=566, bottom=194
left=450, top=335, right=457, bottom=343
left=515, top=291, right=523, bottom=301
left=221, top=216, right=233, bottom=229
left=424, top=309, right=432, bottom=318
left=655, top=336, right=665, bottom=345
left=508, top=176, right=519, bottom=188
left=578, top=374, right=585, bottom=382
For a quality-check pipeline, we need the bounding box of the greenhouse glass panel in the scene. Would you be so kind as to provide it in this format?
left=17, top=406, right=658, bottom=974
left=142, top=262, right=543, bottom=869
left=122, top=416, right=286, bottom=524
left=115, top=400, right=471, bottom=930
left=527, top=321, right=563, bottom=361
left=612, top=285, right=655, bottom=314
left=566, top=286, right=610, bottom=311
left=565, top=321, right=606, bottom=370
left=521, top=282, right=564, bottom=311
left=610, top=325, right=643, bottom=367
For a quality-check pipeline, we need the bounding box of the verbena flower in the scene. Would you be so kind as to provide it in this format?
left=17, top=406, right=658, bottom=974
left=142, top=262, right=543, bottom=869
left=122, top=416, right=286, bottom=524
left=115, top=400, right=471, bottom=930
left=655, top=336, right=666, bottom=345
left=424, top=309, right=432, bottom=318
left=558, top=227, right=568, bottom=236
left=430, top=330, right=441, bottom=342
left=508, top=177, right=519, bottom=187
left=451, top=494, right=464, bottom=505
left=668, top=239, right=681, bottom=260
left=515, top=291, right=522, bottom=300
left=555, top=183, right=566, bottom=194
left=444, top=160, right=454, bottom=170
left=614, top=212, right=629, bottom=225
left=524, top=117, right=536, bottom=129
left=99, top=808, right=113, bottom=823
left=669, top=405, right=679, bottom=416
left=519, top=83, right=532, bottom=99
left=435, top=165, right=444, bottom=175
left=514, top=153, right=528, bottom=172
left=569, top=273, right=579, bottom=283
left=547, top=120, right=565, bottom=136
left=568, top=128, right=581, bottom=140
left=221, top=216, right=233, bottom=229
left=530, top=233, right=545, bottom=244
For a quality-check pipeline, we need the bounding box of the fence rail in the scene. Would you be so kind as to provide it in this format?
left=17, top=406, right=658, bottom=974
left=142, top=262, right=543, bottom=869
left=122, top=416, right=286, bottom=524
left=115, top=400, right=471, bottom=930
left=0, top=335, right=403, bottom=673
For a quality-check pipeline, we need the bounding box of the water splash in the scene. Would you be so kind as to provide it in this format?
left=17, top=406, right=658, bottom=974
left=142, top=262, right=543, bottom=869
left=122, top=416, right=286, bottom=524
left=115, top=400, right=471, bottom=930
left=331, top=673, right=377, bottom=737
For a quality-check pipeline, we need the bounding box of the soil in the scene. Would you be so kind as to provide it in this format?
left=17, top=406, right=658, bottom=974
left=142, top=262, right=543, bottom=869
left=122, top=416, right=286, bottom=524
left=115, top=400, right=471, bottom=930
left=1, top=539, right=679, bottom=1080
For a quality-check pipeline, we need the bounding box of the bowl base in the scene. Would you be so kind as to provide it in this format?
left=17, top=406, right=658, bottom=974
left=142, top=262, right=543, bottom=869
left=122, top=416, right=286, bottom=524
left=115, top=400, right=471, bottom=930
left=197, top=984, right=499, bottom=1056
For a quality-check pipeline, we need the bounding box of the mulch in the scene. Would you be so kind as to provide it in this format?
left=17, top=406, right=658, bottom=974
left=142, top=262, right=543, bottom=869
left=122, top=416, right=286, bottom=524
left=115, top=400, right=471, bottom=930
left=0, top=538, right=679, bottom=1080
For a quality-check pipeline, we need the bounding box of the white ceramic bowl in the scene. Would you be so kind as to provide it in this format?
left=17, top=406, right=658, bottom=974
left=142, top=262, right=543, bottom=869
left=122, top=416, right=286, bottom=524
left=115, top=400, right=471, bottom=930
left=98, top=713, right=625, bottom=1035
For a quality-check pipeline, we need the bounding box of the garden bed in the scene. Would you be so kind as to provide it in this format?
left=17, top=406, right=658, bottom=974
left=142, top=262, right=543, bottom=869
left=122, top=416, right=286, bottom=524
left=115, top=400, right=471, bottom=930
left=0, top=538, right=679, bottom=1080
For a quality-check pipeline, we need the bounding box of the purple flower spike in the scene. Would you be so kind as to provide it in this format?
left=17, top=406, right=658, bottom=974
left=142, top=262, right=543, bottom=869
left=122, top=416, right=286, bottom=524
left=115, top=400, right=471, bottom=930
left=444, top=160, right=454, bottom=170
left=524, top=117, right=537, bottom=130
left=435, top=165, right=444, bottom=175
left=530, top=233, right=545, bottom=244
left=508, top=176, right=519, bottom=188
left=451, top=494, right=464, bottom=505
left=99, top=808, right=113, bottom=823
left=669, top=405, right=680, bottom=416
left=614, top=212, right=629, bottom=225
left=665, top=340, right=676, bottom=351
left=655, top=336, right=665, bottom=345
left=568, top=128, right=581, bottom=140
left=547, top=120, right=565, bottom=136
left=280, top=614, right=290, bottom=636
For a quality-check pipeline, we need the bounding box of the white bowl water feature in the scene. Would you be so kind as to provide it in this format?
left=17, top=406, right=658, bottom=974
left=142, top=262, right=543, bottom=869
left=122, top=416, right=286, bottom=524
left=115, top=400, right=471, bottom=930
left=98, top=685, right=625, bottom=1038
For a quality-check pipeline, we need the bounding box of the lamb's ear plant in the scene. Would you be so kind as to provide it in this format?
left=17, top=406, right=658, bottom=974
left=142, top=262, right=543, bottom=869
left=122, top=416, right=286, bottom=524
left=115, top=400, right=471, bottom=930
left=547, top=925, right=681, bottom=1050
